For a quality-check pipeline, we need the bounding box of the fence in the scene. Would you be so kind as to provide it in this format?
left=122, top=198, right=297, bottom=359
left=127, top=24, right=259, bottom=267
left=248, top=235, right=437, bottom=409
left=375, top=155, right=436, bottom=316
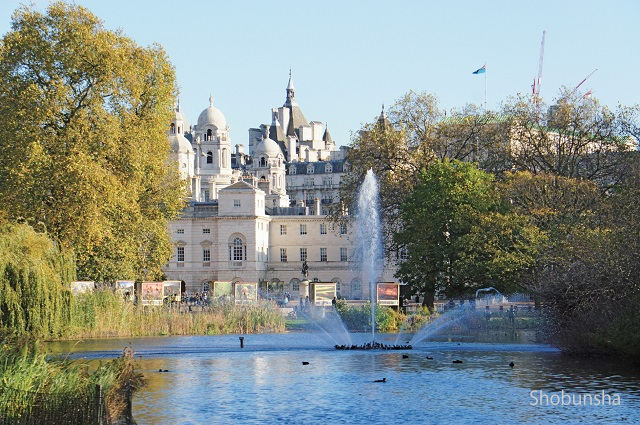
left=0, top=384, right=133, bottom=425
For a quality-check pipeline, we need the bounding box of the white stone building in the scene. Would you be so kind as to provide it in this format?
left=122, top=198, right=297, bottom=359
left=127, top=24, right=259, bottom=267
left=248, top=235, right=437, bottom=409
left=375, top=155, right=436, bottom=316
left=164, top=74, right=399, bottom=302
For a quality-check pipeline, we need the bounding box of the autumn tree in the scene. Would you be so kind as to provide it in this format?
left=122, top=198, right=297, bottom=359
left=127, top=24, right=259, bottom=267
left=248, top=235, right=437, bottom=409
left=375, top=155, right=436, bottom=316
left=502, top=90, right=638, bottom=190
left=0, top=3, right=186, bottom=282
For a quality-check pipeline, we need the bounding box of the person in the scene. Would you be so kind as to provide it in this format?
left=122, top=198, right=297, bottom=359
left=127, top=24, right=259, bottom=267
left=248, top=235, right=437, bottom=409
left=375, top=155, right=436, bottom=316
left=332, top=296, right=337, bottom=308
left=305, top=296, right=310, bottom=310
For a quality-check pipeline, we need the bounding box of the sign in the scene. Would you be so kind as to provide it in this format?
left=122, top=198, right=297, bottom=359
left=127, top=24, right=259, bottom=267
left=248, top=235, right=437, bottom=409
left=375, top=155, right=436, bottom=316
left=234, top=282, right=257, bottom=305
left=213, top=281, right=233, bottom=299
left=115, top=280, right=135, bottom=302
left=70, top=281, right=94, bottom=296
left=141, top=282, right=163, bottom=305
left=312, top=283, right=336, bottom=306
left=163, top=280, right=181, bottom=303
left=377, top=283, right=399, bottom=306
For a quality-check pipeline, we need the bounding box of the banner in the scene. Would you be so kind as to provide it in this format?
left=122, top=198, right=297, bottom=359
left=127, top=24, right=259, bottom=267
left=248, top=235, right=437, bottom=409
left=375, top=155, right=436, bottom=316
left=312, top=283, right=336, bottom=306
left=70, top=281, right=94, bottom=296
left=234, top=282, right=257, bottom=305
left=115, top=280, right=135, bottom=302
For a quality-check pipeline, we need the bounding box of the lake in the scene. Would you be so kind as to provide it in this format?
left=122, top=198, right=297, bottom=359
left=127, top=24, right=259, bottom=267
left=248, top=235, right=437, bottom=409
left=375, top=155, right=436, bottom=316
left=47, top=332, right=640, bottom=424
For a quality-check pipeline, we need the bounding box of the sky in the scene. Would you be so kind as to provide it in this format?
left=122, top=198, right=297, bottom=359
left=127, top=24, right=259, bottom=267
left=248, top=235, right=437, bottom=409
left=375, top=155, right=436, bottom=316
left=1, top=1, right=639, bottom=148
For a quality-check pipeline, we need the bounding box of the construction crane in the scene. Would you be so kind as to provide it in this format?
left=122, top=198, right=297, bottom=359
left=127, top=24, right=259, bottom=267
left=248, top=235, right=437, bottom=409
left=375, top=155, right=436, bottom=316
left=532, top=30, right=546, bottom=103
left=567, top=69, right=598, bottom=99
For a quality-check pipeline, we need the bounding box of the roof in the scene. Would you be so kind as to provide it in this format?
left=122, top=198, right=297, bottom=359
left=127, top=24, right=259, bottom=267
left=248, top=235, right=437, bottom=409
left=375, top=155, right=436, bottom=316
left=287, top=159, right=345, bottom=175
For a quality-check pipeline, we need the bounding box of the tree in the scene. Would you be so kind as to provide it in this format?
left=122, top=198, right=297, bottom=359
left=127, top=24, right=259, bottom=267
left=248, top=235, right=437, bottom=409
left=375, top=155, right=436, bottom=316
left=394, top=160, right=542, bottom=306
left=502, top=90, right=638, bottom=191
left=0, top=3, right=186, bottom=282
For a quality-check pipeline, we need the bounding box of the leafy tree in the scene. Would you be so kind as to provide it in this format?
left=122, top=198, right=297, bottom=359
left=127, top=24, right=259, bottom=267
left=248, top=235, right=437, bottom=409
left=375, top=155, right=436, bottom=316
left=395, top=160, right=542, bottom=306
left=502, top=90, right=638, bottom=190
left=0, top=221, right=75, bottom=337
left=0, top=3, right=186, bottom=282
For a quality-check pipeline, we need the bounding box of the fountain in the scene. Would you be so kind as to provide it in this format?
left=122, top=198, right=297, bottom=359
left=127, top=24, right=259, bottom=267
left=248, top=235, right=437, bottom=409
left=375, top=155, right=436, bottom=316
left=334, top=169, right=411, bottom=350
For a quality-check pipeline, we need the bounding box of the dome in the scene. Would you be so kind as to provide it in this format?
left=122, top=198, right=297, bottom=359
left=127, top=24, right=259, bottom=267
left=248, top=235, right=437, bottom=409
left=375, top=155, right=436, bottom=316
left=197, top=94, right=227, bottom=129
left=169, top=134, right=193, bottom=154
left=254, top=137, right=282, bottom=157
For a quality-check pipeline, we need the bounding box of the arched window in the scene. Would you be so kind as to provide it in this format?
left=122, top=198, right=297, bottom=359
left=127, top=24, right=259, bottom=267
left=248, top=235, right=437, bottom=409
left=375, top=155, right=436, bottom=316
left=206, top=151, right=213, bottom=164
left=170, top=123, right=175, bottom=134
left=207, top=129, right=212, bottom=141
left=307, top=164, right=314, bottom=174
left=260, top=157, right=266, bottom=167
left=325, top=163, right=333, bottom=173
left=229, top=236, right=246, bottom=264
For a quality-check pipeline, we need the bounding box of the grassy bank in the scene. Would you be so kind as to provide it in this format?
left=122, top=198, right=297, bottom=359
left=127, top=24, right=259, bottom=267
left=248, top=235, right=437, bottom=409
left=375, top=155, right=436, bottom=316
left=0, top=337, right=142, bottom=424
left=64, top=289, right=286, bottom=339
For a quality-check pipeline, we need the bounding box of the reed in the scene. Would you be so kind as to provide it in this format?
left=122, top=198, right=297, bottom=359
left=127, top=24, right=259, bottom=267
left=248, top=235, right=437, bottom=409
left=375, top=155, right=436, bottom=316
left=64, top=290, right=285, bottom=339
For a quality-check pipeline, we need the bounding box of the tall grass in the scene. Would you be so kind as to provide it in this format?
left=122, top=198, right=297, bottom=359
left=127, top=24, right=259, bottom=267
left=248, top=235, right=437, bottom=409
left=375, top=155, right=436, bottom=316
left=0, top=337, right=143, bottom=423
left=65, top=290, right=285, bottom=339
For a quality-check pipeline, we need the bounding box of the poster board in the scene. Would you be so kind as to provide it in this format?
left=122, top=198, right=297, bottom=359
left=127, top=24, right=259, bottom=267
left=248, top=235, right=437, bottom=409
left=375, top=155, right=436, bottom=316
left=115, top=280, right=135, bottom=302
left=141, top=281, right=163, bottom=305
left=234, top=282, right=257, bottom=305
left=376, top=283, right=399, bottom=306
left=312, top=283, right=336, bottom=306
left=71, top=281, right=94, bottom=296
left=213, top=281, right=233, bottom=300
left=163, top=280, right=181, bottom=303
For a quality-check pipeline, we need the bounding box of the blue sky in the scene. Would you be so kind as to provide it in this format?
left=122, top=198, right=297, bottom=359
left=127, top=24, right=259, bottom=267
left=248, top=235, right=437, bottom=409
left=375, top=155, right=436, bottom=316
left=1, top=1, right=639, bottom=148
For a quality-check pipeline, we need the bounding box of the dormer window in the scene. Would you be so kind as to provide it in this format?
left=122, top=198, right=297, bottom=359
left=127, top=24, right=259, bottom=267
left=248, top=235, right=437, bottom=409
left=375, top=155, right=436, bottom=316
left=307, top=164, right=314, bottom=174
left=206, top=151, right=213, bottom=164
left=325, top=163, right=333, bottom=173
left=289, top=166, right=296, bottom=175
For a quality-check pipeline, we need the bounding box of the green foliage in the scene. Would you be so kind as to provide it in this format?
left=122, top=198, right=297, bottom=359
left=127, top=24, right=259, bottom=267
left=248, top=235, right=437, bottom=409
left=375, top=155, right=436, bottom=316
left=395, top=160, right=547, bottom=303
left=0, top=2, right=186, bottom=282
left=334, top=300, right=404, bottom=332
left=0, top=221, right=75, bottom=338
left=0, top=337, right=143, bottom=422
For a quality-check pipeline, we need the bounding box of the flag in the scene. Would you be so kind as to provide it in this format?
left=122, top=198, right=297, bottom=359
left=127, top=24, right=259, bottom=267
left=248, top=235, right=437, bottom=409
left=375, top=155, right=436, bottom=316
left=473, top=65, right=486, bottom=74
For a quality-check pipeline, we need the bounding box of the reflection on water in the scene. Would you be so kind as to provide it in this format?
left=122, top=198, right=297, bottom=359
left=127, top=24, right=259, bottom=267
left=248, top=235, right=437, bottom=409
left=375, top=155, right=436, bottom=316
left=47, top=333, right=640, bottom=424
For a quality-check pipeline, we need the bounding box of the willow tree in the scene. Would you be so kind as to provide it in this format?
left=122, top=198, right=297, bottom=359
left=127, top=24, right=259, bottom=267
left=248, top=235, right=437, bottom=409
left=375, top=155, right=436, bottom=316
left=0, top=221, right=75, bottom=337
left=0, top=3, right=186, bottom=281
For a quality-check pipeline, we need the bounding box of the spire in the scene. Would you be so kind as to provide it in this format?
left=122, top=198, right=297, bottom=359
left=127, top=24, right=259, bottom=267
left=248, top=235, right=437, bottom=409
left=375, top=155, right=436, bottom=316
left=323, top=123, right=333, bottom=145
left=286, top=69, right=295, bottom=105
left=209, top=94, right=214, bottom=107
left=378, top=104, right=390, bottom=129
left=176, top=97, right=180, bottom=112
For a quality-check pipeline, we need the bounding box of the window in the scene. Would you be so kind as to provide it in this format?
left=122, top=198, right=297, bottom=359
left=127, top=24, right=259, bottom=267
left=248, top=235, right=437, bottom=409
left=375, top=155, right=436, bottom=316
left=300, top=248, right=307, bottom=262
left=307, top=164, right=314, bottom=174
left=320, top=247, right=327, bottom=262
left=291, top=279, right=300, bottom=291
left=203, top=248, right=211, bottom=263
left=203, top=228, right=210, bottom=234
left=340, top=247, right=348, bottom=262
left=325, top=163, right=333, bottom=173
left=206, top=151, right=213, bottom=164
left=234, top=199, right=241, bottom=207
left=320, top=224, right=327, bottom=235
left=339, top=223, right=347, bottom=235
left=177, top=247, right=185, bottom=262
left=289, top=166, right=296, bottom=175
left=203, top=190, right=210, bottom=202
left=230, top=237, right=245, bottom=262
left=300, top=224, right=307, bottom=235
left=280, top=248, right=288, bottom=263
left=177, top=229, right=184, bottom=234
left=280, top=225, right=287, bottom=235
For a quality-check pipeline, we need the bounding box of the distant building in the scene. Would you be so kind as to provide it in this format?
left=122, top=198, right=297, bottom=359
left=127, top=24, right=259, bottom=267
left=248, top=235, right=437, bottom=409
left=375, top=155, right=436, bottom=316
left=163, top=73, right=398, bottom=301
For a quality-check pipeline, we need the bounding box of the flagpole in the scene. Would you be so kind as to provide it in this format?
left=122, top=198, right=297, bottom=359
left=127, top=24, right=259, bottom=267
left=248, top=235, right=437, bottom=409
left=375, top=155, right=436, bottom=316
left=484, top=63, right=487, bottom=112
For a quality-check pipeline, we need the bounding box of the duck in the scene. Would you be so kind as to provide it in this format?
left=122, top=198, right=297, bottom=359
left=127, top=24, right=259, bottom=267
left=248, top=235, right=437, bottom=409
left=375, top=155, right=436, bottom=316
left=374, top=378, right=386, bottom=383
left=302, top=361, right=310, bottom=365
left=509, top=361, right=515, bottom=368
left=452, top=360, right=463, bottom=364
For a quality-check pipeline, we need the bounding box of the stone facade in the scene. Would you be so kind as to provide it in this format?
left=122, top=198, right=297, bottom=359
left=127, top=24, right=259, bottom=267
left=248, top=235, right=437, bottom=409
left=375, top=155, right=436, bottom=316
left=163, top=73, right=399, bottom=301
